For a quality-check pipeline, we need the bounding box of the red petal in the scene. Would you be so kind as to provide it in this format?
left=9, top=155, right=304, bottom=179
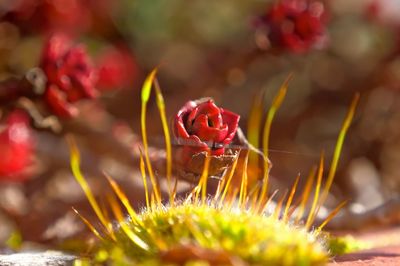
left=69, top=72, right=98, bottom=100
left=197, top=100, right=219, bottom=114
left=185, top=135, right=209, bottom=151
left=174, top=100, right=197, bottom=138
left=41, top=34, right=71, bottom=66
left=174, top=114, right=190, bottom=139
left=180, top=135, right=210, bottom=163
left=210, top=147, right=224, bottom=156
left=221, top=109, right=240, bottom=144
left=45, top=85, right=78, bottom=118
left=191, top=114, right=228, bottom=142
left=186, top=106, right=199, bottom=130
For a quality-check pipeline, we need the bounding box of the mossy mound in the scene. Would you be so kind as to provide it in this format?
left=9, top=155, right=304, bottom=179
left=93, top=203, right=328, bottom=266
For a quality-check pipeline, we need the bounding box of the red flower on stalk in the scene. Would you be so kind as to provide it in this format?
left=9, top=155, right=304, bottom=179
left=0, top=110, right=34, bottom=181
left=174, top=99, right=240, bottom=164
left=40, top=34, right=98, bottom=118
left=256, top=0, right=328, bottom=53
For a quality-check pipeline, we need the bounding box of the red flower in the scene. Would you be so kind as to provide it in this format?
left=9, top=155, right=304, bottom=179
left=174, top=99, right=240, bottom=163
left=0, top=110, right=34, bottom=181
left=96, top=46, right=138, bottom=90
left=40, top=34, right=98, bottom=118
left=256, top=0, right=328, bottom=53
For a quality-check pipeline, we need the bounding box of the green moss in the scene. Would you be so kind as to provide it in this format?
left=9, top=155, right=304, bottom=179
left=93, top=202, right=328, bottom=265
left=6, top=230, right=22, bottom=250
left=327, top=235, right=369, bottom=256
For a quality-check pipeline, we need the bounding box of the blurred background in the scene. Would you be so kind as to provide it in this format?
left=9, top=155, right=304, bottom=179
left=0, top=0, right=400, bottom=251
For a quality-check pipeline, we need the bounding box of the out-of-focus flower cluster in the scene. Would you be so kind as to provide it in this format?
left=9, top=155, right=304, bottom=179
left=39, top=34, right=138, bottom=118
left=367, top=0, right=400, bottom=28
left=40, top=34, right=98, bottom=118
left=96, top=45, right=138, bottom=91
left=255, top=0, right=328, bottom=53
left=2, top=0, right=117, bottom=35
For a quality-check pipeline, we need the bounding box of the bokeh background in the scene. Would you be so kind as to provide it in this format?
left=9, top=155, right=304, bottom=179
left=0, top=0, right=400, bottom=250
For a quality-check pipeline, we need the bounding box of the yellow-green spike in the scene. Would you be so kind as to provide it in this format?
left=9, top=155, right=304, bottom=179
left=213, top=175, right=226, bottom=203
left=317, top=93, right=360, bottom=213
left=283, top=174, right=300, bottom=222
left=247, top=90, right=264, bottom=178
left=287, top=196, right=302, bottom=220
left=305, top=153, right=324, bottom=229
left=68, top=137, right=111, bottom=234
left=257, top=74, right=292, bottom=213
left=150, top=193, right=156, bottom=211
left=261, top=189, right=279, bottom=214
left=98, top=197, right=116, bottom=240
left=139, top=151, right=150, bottom=209
left=141, top=68, right=157, bottom=103
left=140, top=69, right=161, bottom=204
left=171, top=177, right=178, bottom=206
left=219, top=151, right=241, bottom=204
left=193, top=154, right=211, bottom=204
left=104, top=173, right=142, bottom=227
left=107, top=193, right=149, bottom=251
left=263, top=74, right=292, bottom=165
left=154, top=78, right=173, bottom=201
left=239, top=151, right=249, bottom=209
left=295, top=166, right=317, bottom=223
left=202, top=155, right=211, bottom=205
left=317, top=201, right=348, bottom=231
left=72, top=208, right=104, bottom=241
left=250, top=185, right=260, bottom=212
left=227, top=188, right=240, bottom=210
left=213, top=152, right=240, bottom=203
left=273, top=190, right=288, bottom=220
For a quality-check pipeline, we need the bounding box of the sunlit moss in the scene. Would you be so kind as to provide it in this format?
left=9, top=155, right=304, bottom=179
left=87, top=203, right=327, bottom=265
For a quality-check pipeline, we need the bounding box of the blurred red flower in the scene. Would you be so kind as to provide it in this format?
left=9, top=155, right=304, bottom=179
left=40, top=34, right=98, bottom=118
left=367, top=0, right=400, bottom=27
left=0, top=110, right=34, bottom=181
left=96, top=46, right=138, bottom=90
left=3, top=0, right=121, bottom=35
left=174, top=99, right=240, bottom=163
left=256, top=0, right=328, bottom=53
left=4, top=0, right=91, bottom=34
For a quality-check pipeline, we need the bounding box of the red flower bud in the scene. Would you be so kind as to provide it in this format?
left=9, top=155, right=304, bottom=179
left=40, top=34, right=98, bottom=118
left=0, top=110, right=34, bottom=181
left=256, top=0, right=328, bottom=53
left=174, top=99, right=240, bottom=173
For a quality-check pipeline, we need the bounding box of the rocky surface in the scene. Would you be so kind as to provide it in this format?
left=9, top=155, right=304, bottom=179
left=0, top=251, right=75, bottom=266
left=1, top=227, right=400, bottom=265
left=329, top=245, right=400, bottom=266
left=329, top=226, right=400, bottom=265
